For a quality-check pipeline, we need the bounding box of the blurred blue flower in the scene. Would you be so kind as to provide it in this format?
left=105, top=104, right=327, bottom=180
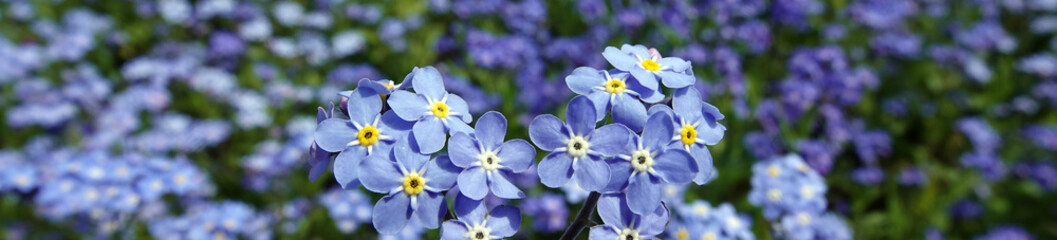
left=520, top=193, right=568, bottom=233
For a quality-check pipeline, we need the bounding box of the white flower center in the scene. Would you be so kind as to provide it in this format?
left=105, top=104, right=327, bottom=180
left=465, top=223, right=491, bottom=240
left=796, top=212, right=812, bottom=225
left=618, top=228, right=640, bottom=240
left=726, top=216, right=743, bottom=229
left=801, top=186, right=815, bottom=199
left=477, top=150, right=502, bottom=172
left=566, top=136, right=590, bottom=158
left=767, top=188, right=782, bottom=202
left=630, top=149, right=655, bottom=173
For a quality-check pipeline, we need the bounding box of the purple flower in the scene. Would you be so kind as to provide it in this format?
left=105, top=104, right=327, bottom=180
left=358, top=141, right=460, bottom=234
left=520, top=193, right=568, bottom=233
left=448, top=112, right=535, bottom=200
left=529, top=96, right=633, bottom=192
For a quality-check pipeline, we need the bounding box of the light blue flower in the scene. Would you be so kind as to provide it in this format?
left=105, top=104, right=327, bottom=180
left=649, top=88, right=726, bottom=184
left=449, top=111, right=536, bottom=200
left=358, top=140, right=460, bottom=234
left=605, top=112, right=698, bottom=215
left=315, top=86, right=407, bottom=188
left=441, top=194, right=522, bottom=240
left=565, top=66, right=656, bottom=132
left=529, top=96, right=633, bottom=192
left=602, top=44, right=694, bottom=89
left=387, top=66, right=473, bottom=154
left=588, top=193, right=670, bottom=240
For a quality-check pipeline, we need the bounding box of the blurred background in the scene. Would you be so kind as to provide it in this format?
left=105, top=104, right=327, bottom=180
left=0, top=0, right=1055, bottom=239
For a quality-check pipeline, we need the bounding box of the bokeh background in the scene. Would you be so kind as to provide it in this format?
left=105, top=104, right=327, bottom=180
left=1, top=0, right=1056, bottom=239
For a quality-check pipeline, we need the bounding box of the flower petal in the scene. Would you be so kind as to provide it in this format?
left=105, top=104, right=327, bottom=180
left=596, top=193, right=632, bottom=228
left=497, top=139, right=535, bottom=172
left=657, top=57, right=690, bottom=72
left=602, top=159, right=631, bottom=193
left=425, top=155, right=460, bottom=191
left=658, top=70, right=694, bottom=89
left=447, top=132, right=481, bottom=168
left=639, top=203, right=670, bottom=236
left=381, top=110, right=415, bottom=133
left=346, top=87, right=382, bottom=124
left=653, top=149, right=697, bottom=184
left=333, top=147, right=365, bottom=189
left=529, top=115, right=569, bottom=151
left=388, top=90, right=429, bottom=121
left=358, top=155, right=403, bottom=194
left=457, top=167, right=488, bottom=200
left=621, top=44, right=650, bottom=59
left=603, top=47, right=638, bottom=71
left=630, top=68, right=659, bottom=90
left=641, top=112, right=674, bottom=150
left=566, top=67, right=606, bottom=95
left=441, top=221, right=469, bottom=240
left=453, top=193, right=487, bottom=223
left=413, top=117, right=447, bottom=154
left=573, top=158, right=611, bottom=192
left=566, top=95, right=598, bottom=136
left=314, top=119, right=357, bottom=152
left=537, top=152, right=574, bottom=188
left=587, top=92, right=611, bottom=122
left=446, top=93, right=473, bottom=123
left=589, top=226, right=620, bottom=240
left=416, top=191, right=447, bottom=229
left=588, top=124, right=633, bottom=157
left=373, top=193, right=412, bottom=234
left=474, top=111, right=507, bottom=150
left=697, top=119, right=726, bottom=146
left=447, top=117, right=475, bottom=135
left=673, top=87, right=703, bottom=120
left=412, top=66, right=447, bottom=100
left=485, top=205, right=522, bottom=238
left=627, top=173, right=661, bottom=215
left=690, top=146, right=717, bottom=185
left=489, top=171, right=525, bottom=199
left=611, top=94, right=648, bottom=133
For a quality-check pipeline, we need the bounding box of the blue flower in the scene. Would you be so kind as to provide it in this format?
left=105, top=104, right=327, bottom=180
left=357, top=67, right=419, bottom=95
left=605, top=112, right=697, bottom=214
left=602, top=44, right=694, bottom=89
left=529, top=96, right=633, bottom=192
left=519, top=193, right=569, bottom=233
left=441, top=194, right=522, bottom=240
left=588, top=193, right=670, bottom=240
left=565, top=66, right=655, bottom=132
left=315, top=86, right=407, bottom=189
left=449, top=111, right=536, bottom=200
left=358, top=140, right=460, bottom=234
left=649, top=88, right=726, bottom=185
left=748, top=154, right=828, bottom=220
left=387, top=66, right=474, bottom=154
left=308, top=102, right=335, bottom=182
left=780, top=212, right=852, bottom=240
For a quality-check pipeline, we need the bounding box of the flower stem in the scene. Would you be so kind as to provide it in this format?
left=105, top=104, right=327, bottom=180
left=559, top=191, right=601, bottom=240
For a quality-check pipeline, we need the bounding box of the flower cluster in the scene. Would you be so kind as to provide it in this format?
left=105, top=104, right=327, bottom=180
left=749, top=154, right=851, bottom=239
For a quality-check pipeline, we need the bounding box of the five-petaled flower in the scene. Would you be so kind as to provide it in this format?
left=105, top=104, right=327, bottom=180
left=602, top=44, right=694, bottom=90
left=388, top=66, right=474, bottom=154
left=529, top=96, right=632, bottom=192
left=649, top=88, right=726, bottom=184
left=449, top=111, right=536, bottom=200
left=605, top=112, right=698, bottom=215
left=588, top=193, right=670, bottom=240
left=358, top=139, right=460, bottom=234
left=565, top=66, right=656, bottom=132
left=314, top=86, right=405, bottom=188
left=441, top=194, right=522, bottom=240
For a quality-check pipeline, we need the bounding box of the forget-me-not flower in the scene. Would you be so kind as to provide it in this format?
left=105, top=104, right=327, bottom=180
left=602, top=44, right=694, bottom=89
left=605, top=112, right=698, bottom=214
left=388, top=66, right=473, bottom=154
left=529, top=96, right=632, bottom=192
left=449, top=111, right=536, bottom=200
left=565, top=66, right=654, bottom=132
left=588, top=193, right=670, bottom=240
left=314, top=86, right=405, bottom=188
left=649, top=88, right=726, bottom=184
left=440, top=194, right=522, bottom=240
left=358, top=140, right=460, bottom=234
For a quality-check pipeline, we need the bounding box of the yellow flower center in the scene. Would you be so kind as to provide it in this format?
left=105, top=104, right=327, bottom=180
left=430, top=101, right=450, bottom=119
left=702, top=232, right=717, bottom=240
left=676, top=228, right=689, bottom=240
left=604, top=78, right=626, bottom=94
left=641, top=59, right=661, bottom=72
left=357, top=125, right=379, bottom=146
left=383, top=83, right=395, bottom=89
left=767, top=165, right=781, bottom=177
left=679, top=125, right=697, bottom=146
left=402, top=173, right=425, bottom=196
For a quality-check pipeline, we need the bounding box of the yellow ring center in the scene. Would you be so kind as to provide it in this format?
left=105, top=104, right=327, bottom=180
left=430, top=101, right=450, bottom=119
left=679, top=125, right=697, bottom=146
left=604, top=78, right=626, bottom=94
left=641, top=59, right=661, bottom=72
left=402, top=173, right=425, bottom=195
left=357, top=126, right=379, bottom=146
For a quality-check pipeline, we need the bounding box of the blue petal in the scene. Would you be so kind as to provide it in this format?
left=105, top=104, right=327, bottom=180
left=596, top=193, right=632, bottom=228
left=673, top=88, right=703, bottom=120
left=627, top=173, right=661, bottom=215
left=690, top=146, right=716, bottom=185
left=416, top=191, right=447, bottom=229
left=627, top=78, right=664, bottom=103
left=566, top=95, right=598, bottom=136
left=394, top=139, right=430, bottom=171
left=657, top=57, right=690, bottom=72
left=308, top=153, right=330, bottom=182
left=381, top=110, right=415, bottom=133
left=485, top=205, right=522, bottom=238
left=333, top=147, right=366, bottom=189
left=639, top=203, right=670, bottom=236
left=441, top=221, right=469, bottom=240
left=697, top=117, right=726, bottom=146
left=314, top=119, right=356, bottom=152
left=702, top=101, right=725, bottom=121
left=566, top=67, right=606, bottom=94
left=316, top=105, right=330, bottom=123
left=446, top=93, right=473, bottom=123
left=588, top=124, right=633, bottom=157
left=602, top=159, right=631, bottom=193
left=537, top=152, right=574, bottom=188
left=630, top=68, right=659, bottom=90
left=573, top=158, right=611, bottom=192
left=589, top=226, right=620, bottom=240
left=373, top=193, right=412, bottom=234
left=357, top=78, right=393, bottom=95
left=611, top=94, right=648, bottom=133
left=646, top=105, right=674, bottom=119
left=621, top=44, right=651, bottom=60
left=412, top=66, right=447, bottom=100
left=446, top=118, right=475, bottom=136
left=413, top=117, right=447, bottom=154
left=583, top=92, right=609, bottom=122
left=358, top=155, right=403, bottom=194
left=641, top=113, right=674, bottom=150
left=388, top=90, right=428, bottom=121
left=453, top=193, right=487, bottom=223
left=653, top=149, right=697, bottom=184
left=457, top=167, right=488, bottom=200
left=489, top=171, right=525, bottom=199
left=497, top=139, right=535, bottom=172
left=447, top=132, right=480, bottom=168
left=474, top=111, right=507, bottom=150
left=529, top=115, right=569, bottom=151
left=425, top=155, right=460, bottom=190
left=399, top=66, right=420, bottom=90
left=602, top=47, right=638, bottom=71
left=658, top=70, right=694, bottom=88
